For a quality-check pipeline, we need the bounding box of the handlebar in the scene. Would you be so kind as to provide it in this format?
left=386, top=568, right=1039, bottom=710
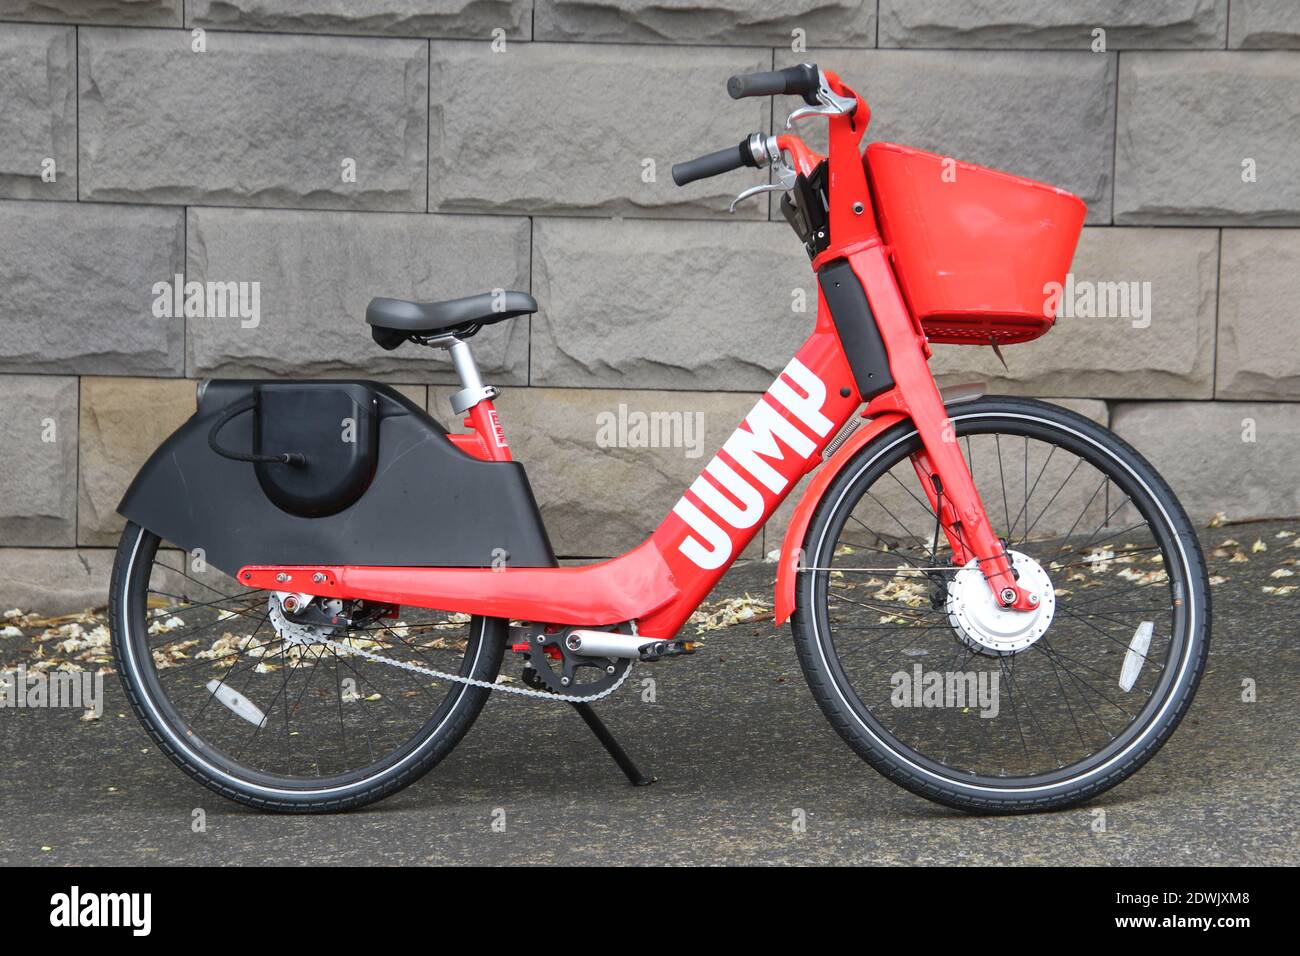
left=671, top=137, right=760, bottom=187
left=671, top=65, right=848, bottom=189
left=726, top=64, right=820, bottom=105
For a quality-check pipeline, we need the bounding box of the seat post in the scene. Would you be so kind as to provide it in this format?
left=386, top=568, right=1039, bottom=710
left=443, top=337, right=497, bottom=415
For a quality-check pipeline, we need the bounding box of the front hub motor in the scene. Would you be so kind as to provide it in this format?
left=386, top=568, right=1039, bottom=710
left=946, top=550, right=1056, bottom=656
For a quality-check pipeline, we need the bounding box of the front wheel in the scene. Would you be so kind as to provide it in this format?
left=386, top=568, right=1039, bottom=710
left=792, top=397, right=1210, bottom=813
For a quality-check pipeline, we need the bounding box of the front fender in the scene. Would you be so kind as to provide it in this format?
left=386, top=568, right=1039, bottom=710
left=774, top=383, right=988, bottom=625
left=774, top=411, right=906, bottom=625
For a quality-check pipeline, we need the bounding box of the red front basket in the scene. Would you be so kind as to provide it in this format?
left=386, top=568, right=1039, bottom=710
left=865, top=143, right=1087, bottom=346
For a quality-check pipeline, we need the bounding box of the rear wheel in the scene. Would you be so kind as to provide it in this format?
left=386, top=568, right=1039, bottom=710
left=109, top=522, right=504, bottom=813
left=792, top=397, right=1210, bottom=813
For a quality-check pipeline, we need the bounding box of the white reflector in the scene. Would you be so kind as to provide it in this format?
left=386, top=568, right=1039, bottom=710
left=1119, top=621, right=1153, bottom=693
left=205, top=679, right=268, bottom=728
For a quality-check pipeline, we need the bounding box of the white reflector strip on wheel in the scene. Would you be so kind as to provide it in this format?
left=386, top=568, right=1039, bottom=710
left=205, top=680, right=268, bottom=728
left=1119, top=621, right=1153, bottom=692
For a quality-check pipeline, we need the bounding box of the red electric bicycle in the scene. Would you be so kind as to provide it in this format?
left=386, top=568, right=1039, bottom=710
left=110, top=65, right=1209, bottom=814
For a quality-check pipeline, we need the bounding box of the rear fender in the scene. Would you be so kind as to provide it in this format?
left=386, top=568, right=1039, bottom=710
left=117, top=379, right=556, bottom=576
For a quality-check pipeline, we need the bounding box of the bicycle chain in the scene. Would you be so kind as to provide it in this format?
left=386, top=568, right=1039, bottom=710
left=311, top=634, right=634, bottom=704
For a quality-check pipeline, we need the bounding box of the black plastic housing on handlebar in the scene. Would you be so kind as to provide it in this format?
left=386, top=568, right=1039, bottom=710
left=671, top=139, right=759, bottom=187
left=726, top=64, right=820, bottom=105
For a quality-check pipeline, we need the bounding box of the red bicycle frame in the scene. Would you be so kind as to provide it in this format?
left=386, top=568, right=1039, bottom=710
left=239, top=71, right=1036, bottom=637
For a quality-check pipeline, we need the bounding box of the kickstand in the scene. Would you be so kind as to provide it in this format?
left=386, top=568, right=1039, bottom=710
left=569, top=702, right=655, bottom=786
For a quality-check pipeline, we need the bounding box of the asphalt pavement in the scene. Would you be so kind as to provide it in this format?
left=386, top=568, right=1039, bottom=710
left=2, top=520, right=1296, bottom=866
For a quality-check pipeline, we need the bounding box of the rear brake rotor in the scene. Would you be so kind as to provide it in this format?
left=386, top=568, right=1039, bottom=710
left=268, top=592, right=342, bottom=647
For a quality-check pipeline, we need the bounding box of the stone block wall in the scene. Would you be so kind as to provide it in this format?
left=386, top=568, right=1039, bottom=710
left=2, top=1, right=1297, bottom=611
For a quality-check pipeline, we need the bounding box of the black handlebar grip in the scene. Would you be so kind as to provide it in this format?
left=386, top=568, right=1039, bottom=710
left=671, top=141, right=750, bottom=187
left=726, top=64, right=820, bottom=105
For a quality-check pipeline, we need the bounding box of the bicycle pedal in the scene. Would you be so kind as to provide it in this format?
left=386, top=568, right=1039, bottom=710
left=638, top=640, right=697, bottom=662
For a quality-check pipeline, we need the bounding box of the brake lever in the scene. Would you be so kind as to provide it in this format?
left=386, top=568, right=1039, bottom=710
left=729, top=182, right=784, bottom=213
left=728, top=138, right=799, bottom=213
left=785, top=69, right=857, bottom=128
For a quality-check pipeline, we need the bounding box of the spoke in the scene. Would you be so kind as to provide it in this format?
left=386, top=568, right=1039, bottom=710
left=146, top=588, right=266, bottom=622
left=1061, top=577, right=1172, bottom=611
left=1032, top=642, right=1115, bottom=740
left=369, top=623, right=449, bottom=705
left=1020, top=436, right=1028, bottom=538
left=828, top=590, right=938, bottom=622
left=994, top=433, right=1012, bottom=536
left=236, top=643, right=295, bottom=760
left=151, top=560, right=251, bottom=603
left=1021, top=457, right=1082, bottom=544
left=146, top=608, right=261, bottom=651
left=886, top=469, right=944, bottom=561
left=834, top=629, right=915, bottom=667
left=1044, top=475, right=1110, bottom=567
left=280, top=644, right=298, bottom=772
left=863, top=491, right=931, bottom=562
left=1050, top=493, right=1136, bottom=570
left=844, top=516, right=932, bottom=572
left=187, top=613, right=272, bottom=721
left=1049, top=545, right=1163, bottom=575
left=162, top=640, right=279, bottom=686
left=1009, top=443, right=1055, bottom=543
left=1040, top=642, right=1089, bottom=751
left=1005, top=651, right=1064, bottom=768
left=831, top=623, right=950, bottom=633
left=1057, top=607, right=1163, bottom=667
left=1037, top=639, right=1137, bottom=719
left=996, top=654, right=1031, bottom=762
left=333, top=649, right=350, bottom=772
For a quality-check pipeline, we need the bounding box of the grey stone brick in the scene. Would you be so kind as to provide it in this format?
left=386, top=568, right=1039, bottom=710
left=79, top=28, right=428, bottom=211
left=930, top=227, right=1219, bottom=399
left=879, top=0, right=1227, bottom=49
left=489, top=386, right=763, bottom=558
left=1228, top=0, right=1300, bottom=49
left=77, top=377, right=196, bottom=546
left=1215, top=228, right=1300, bottom=399
left=530, top=217, right=816, bottom=391
left=0, top=25, right=76, bottom=201
left=0, top=548, right=115, bottom=616
left=0, top=0, right=180, bottom=26
left=186, top=207, right=531, bottom=384
left=187, top=0, right=532, bottom=39
left=0, top=376, right=78, bottom=546
left=776, top=49, right=1116, bottom=224
left=0, top=200, right=185, bottom=375
left=428, top=41, right=773, bottom=218
left=534, top=0, right=874, bottom=47
left=1114, top=52, right=1300, bottom=224
left=1112, top=401, right=1300, bottom=522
